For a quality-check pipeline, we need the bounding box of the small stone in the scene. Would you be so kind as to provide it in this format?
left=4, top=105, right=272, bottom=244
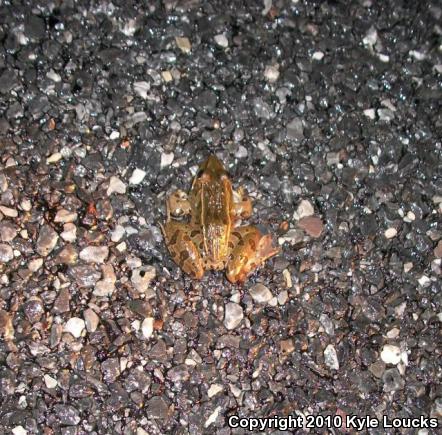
left=129, top=168, right=147, bottom=185
left=93, top=264, right=116, bottom=296
left=205, top=406, right=222, bottom=428
left=36, top=225, right=59, bottom=256
left=214, top=33, right=228, bottom=48
left=363, top=26, right=378, bottom=46
left=278, top=290, right=289, bottom=305
left=84, top=308, right=99, bottom=332
left=28, top=258, right=43, bottom=272
left=44, top=374, right=58, bottom=389
left=279, top=339, right=295, bottom=354
left=312, top=51, right=324, bottom=60
left=249, top=283, right=273, bottom=304
left=384, top=227, right=397, bottom=239
left=294, top=199, right=314, bottom=220
left=224, top=302, right=243, bottom=330
left=324, top=344, right=339, bottom=370
left=109, top=131, right=120, bottom=140
left=0, top=222, right=17, bottom=242
left=434, top=240, right=442, bottom=258
left=363, top=108, right=376, bottom=119
left=278, top=228, right=304, bottom=245
left=0, top=205, right=18, bottom=218
left=175, top=36, right=191, bottom=53
left=0, top=244, right=13, bottom=262
left=146, top=396, right=169, bottom=419
left=23, top=298, right=44, bottom=323
left=54, top=209, right=77, bottom=223
left=161, top=70, right=173, bottom=82
left=133, top=81, right=150, bottom=99
left=46, top=152, right=62, bottom=164
left=79, top=246, right=109, bottom=264
left=282, top=269, right=292, bottom=289
left=54, top=404, right=81, bottom=426
left=286, top=117, right=304, bottom=142
left=55, top=245, right=78, bottom=265
left=53, top=288, right=70, bottom=313
left=380, top=344, right=401, bottom=365
left=418, top=275, right=430, bottom=287
left=160, top=152, right=174, bottom=169
left=131, top=266, right=156, bottom=293
left=0, top=309, right=14, bottom=340
left=12, top=426, right=27, bottom=435
left=404, top=262, right=413, bottom=273
left=297, top=216, right=323, bottom=238
left=382, top=368, right=404, bottom=392
left=207, top=384, right=223, bottom=398
left=61, top=223, right=76, bottom=242
left=264, top=64, right=280, bottom=83
left=111, top=225, right=125, bottom=242
left=142, top=317, right=154, bottom=339
left=107, top=176, right=126, bottom=195
left=64, top=317, right=85, bottom=338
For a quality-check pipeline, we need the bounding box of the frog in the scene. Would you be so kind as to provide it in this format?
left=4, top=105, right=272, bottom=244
left=160, top=155, right=280, bottom=283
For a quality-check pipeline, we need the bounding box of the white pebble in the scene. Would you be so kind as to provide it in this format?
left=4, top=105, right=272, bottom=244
left=109, top=131, right=120, bottom=140
left=129, top=168, right=147, bottom=185
left=79, top=246, right=109, bottom=264
left=384, top=227, right=397, bottom=239
left=64, top=317, right=85, bottom=338
left=133, top=81, right=150, bottom=99
left=380, top=344, right=401, bottom=365
left=224, top=302, right=243, bottom=330
left=249, top=283, right=273, bottom=304
left=204, top=406, right=221, bottom=428
left=312, top=51, right=324, bottom=60
left=111, top=225, right=125, bottom=242
left=294, top=199, right=314, bottom=220
left=363, top=108, right=376, bottom=119
left=160, top=152, right=174, bottom=169
left=46, top=152, right=62, bottom=164
left=214, top=33, right=228, bottom=48
left=418, top=275, right=430, bottom=287
left=12, top=426, right=27, bottom=435
left=324, top=344, right=339, bottom=370
left=107, top=176, right=126, bottom=195
left=264, top=64, right=280, bottom=83
left=44, top=374, right=58, bottom=389
left=141, top=317, right=154, bottom=339
left=207, top=384, right=223, bottom=398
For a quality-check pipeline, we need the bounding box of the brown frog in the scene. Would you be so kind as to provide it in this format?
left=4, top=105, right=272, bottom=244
left=160, top=155, right=279, bottom=283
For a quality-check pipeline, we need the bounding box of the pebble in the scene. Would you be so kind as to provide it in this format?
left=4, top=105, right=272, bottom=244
left=111, top=225, right=125, bottom=242
left=384, top=227, right=397, bottom=239
left=55, top=245, right=78, bottom=265
left=363, top=108, right=376, bottom=119
left=0, top=205, right=18, bottom=218
left=36, top=225, right=59, bottom=256
left=279, top=339, right=295, bottom=354
left=249, top=283, right=273, bottom=304
left=131, top=266, right=156, bottom=293
left=0, top=309, right=14, bottom=340
left=46, top=152, right=62, bottom=163
left=107, top=176, right=126, bottom=196
left=0, top=243, right=13, bottom=262
left=264, top=64, right=280, bottom=83
left=12, top=426, right=27, bottom=435
left=294, top=199, right=314, bottom=220
left=205, top=406, right=221, bottom=428
left=54, top=209, right=77, bottom=223
left=286, top=117, right=304, bottom=142
left=324, top=344, right=339, bottom=370
left=0, top=222, right=17, bottom=242
left=312, top=51, right=324, bottom=60
left=84, top=308, right=99, bottom=332
left=64, top=317, right=85, bottom=338
left=133, top=81, right=150, bottom=99
left=380, top=344, right=401, bottom=365
left=224, top=302, right=243, bottom=330
left=93, top=264, right=116, bottom=296
left=278, top=228, right=304, bottom=245
left=382, top=368, right=404, bottom=392
left=61, top=223, right=77, bottom=242
left=160, top=152, right=174, bottom=169
left=418, top=275, right=430, bottom=287
left=297, top=216, right=324, bottom=238
left=54, top=404, right=81, bottom=425
left=28, top=258, right=43, bottom=272
left=44, top=374, right=58, bottom=389
left=207, top=384, right=223, bottom=398
left=434, top=240, right=442, bottom=258
left=129, top=168, right=147, bottom=185
left=79, top=246, right=109, bottom=264
left=141, top=317, right=154, bottom=339
left=175, top=36, right=191, bottom=53
left=214, top=33, right=228, bottom=48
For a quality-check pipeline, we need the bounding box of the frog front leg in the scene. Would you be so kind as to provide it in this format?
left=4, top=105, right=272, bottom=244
left=226, top=225, right=280, bottom=284
left=160, top=220, right=205, bottom=279
left=167, top=189, right=191, bottom=218
left=232, top=186, right=253, bottom=220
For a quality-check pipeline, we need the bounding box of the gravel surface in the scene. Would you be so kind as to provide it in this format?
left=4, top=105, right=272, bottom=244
left=0, top=0, right=441, bottom=434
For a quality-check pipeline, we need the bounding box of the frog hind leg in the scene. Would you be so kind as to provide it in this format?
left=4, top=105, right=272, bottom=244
left=160, top=220, right=205, bottom=279
left=226, top=225, right=280, bottom=284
